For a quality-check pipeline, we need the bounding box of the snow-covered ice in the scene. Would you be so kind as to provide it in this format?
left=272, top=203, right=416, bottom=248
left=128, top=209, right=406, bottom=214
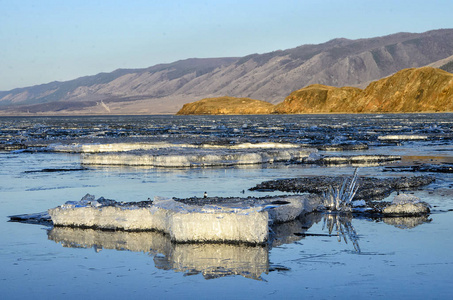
left=48, top=194, right=316, bottom=244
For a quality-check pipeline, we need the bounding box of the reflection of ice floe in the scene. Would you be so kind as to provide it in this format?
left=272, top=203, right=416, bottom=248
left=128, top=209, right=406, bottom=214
left=270, top=213, right=322, bottom=247
left=47, top=227, right=269, bottom=280
left=48, top=194, right=317, bottom=245
left=47, top=215, right=323, bottom=280
left=81, top=147, right=317, bottom=167
left=154, top=243, right=268, bottom=280
left=382, top=215, right=431, bottom=229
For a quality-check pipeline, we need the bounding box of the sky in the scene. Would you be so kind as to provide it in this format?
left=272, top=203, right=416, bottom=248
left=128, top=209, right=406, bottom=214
left=1, top=0, right=452, bottom=91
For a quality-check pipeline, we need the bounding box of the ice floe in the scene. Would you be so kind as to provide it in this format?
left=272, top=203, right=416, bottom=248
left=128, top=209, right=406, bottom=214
left=46, top=194, right=316, bottom=245
left=81, top=147, right=317, bottom=167
left=378, top=135, right=429, bottom=141
left=382, top=194, right=431, bottom=216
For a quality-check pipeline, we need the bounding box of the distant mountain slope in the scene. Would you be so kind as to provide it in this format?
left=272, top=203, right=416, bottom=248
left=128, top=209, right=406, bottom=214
left=1, top=29, right=453, bottom=115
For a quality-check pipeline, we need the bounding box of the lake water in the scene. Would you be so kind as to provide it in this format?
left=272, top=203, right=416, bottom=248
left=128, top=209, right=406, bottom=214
left=1, top=114, right=452, bottom=299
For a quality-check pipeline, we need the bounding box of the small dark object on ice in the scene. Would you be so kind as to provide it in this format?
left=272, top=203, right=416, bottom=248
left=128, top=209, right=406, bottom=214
left=270, top=200, right=291, bottom=205
left=294, top=233, right=333, bottom=237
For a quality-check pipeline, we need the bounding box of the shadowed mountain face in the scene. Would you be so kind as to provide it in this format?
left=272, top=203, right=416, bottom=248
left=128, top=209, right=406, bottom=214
left=2, top=29, right=453, bottom=115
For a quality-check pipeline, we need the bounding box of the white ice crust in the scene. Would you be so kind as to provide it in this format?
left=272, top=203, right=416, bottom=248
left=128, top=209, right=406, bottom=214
left=48, top=195, right=314, bottom=244
left=378, top=135, right=429, bottom=141
left=48, top=142, right=302, bottom=153
left=81, top=148, right=316, bottom=167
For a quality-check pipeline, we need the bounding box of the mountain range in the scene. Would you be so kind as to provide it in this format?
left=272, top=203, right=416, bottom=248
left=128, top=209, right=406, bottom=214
left=1, top=28, right=453, bottom=115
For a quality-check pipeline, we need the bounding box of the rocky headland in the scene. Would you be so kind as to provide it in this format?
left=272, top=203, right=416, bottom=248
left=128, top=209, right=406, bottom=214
left=176, top=96, right=274, bottom=115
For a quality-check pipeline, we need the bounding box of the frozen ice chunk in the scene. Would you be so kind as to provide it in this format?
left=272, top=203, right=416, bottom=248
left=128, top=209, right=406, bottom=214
left=49, top=198, right=270, bottom=244
left=265, top=196, right=306, bottom=223
left=352, top=200, right=366, bottom=207
left=382, top=194, right=431, bottom=216
left=378, top=135, right=428, bottom=141
left=391, top=194, right=422, bottom=205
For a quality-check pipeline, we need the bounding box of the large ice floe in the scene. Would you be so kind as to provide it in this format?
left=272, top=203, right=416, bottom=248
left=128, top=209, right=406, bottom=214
left=47, top=194, right=317, bottom=245
left=76, top=142, right=317, bottom=167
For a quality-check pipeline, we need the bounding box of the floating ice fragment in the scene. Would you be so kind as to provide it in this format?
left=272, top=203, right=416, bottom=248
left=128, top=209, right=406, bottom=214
left=352, top=200, right=366, bottom=207
left=391, top=194, right=422, bottom=205
left=382, top=194, right=431, bottom=216
left=47, top=194, right=317, bottom=244
left=378, top=135, right=429, bottom=141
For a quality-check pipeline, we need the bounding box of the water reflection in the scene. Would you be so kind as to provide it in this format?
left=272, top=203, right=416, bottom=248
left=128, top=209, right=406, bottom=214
left=45, top=211, right=431, bottom=280
left=50, top=231, right=254, bottom=280
left=48, top=227, right=268, bottom=280
left=382, top=215, right=432, bottom=229
left=47, top=216, right=321, bottom=280
left=322, top=213, right=361, bottom=252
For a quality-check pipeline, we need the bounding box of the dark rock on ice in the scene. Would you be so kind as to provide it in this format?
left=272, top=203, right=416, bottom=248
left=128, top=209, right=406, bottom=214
left=383, top=164, right=453, bottom=173
left=250, top=175, right=435, bottom=200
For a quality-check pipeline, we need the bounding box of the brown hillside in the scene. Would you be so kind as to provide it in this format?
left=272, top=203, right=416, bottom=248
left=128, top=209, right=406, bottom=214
left=356, top=67, right=453, bottom=112
left=273, top=84, right=362, bottom=114
left=176, top=96, right=274, bottom=115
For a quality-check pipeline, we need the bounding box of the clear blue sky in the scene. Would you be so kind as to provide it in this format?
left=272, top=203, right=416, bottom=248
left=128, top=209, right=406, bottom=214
left=1, top=0, right=452, bottom=91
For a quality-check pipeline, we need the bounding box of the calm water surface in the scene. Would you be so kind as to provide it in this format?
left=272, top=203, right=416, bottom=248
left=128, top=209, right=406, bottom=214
left=1, top=114, right=452, bottom=299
